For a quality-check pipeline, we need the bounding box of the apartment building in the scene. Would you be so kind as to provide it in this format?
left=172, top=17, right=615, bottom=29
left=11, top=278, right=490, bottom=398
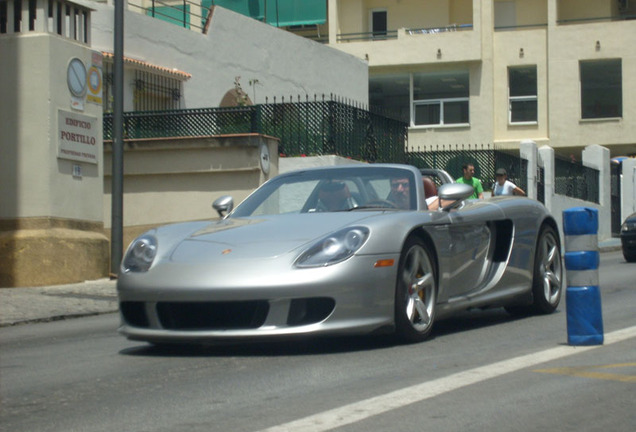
left=311, top=0, right=635, bottom=156
left=135, top=0, right=634, bottom=155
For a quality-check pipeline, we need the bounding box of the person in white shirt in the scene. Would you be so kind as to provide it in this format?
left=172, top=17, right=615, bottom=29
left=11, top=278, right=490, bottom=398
left=493, top=168, right=526, bottom=196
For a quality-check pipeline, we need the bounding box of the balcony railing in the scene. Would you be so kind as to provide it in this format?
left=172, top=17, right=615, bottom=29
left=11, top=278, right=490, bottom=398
left=406, top=23, right=473, bottom=35
left=557, top=14, right=636, bottom=25
left=494, top=23, right=547, bottom=31
left=336, top=23, right=473, bottom=43
left=337, top=30, right=398, bottom=42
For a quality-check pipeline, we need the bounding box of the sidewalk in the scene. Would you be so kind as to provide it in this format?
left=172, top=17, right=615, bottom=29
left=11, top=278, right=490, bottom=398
left=0, top=278, right=118, bottom=327
left=0, top=239, right=622, bottom=327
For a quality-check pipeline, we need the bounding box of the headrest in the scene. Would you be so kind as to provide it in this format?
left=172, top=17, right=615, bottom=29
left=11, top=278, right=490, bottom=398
left=422, top=176, right=437, bottom=198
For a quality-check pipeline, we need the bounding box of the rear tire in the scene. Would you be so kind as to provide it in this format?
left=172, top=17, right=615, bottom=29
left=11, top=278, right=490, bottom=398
left=530, top=225, right=563, bottom=314
left=394, top=237, right=437, bottom=343
left=506, top=225, right=563, bottom=316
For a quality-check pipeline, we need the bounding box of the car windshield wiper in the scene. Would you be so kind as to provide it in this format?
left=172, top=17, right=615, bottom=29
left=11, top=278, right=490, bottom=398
left=347, top=205, right=399, bottom=211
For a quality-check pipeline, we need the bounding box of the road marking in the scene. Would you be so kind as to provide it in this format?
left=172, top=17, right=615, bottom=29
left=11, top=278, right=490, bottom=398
left=534, top=363, right=636, bottom=383
left=257, top=326, right=636, bottom=432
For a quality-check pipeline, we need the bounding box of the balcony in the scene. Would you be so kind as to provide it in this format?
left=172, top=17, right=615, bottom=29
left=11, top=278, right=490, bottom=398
left=0, top=0, right=92, bottom=44
left=557, top=0, right=636, bottom=25
left=333, top=23, right=479, bottom=66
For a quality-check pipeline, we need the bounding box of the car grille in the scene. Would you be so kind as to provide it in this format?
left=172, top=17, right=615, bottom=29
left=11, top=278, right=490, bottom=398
left=120, top=297, right=335, bottom=331
left=157, top=301, right=269, bottom=330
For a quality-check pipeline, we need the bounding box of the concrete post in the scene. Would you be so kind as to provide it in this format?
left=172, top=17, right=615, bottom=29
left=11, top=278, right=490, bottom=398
left=621, top=158, right=636, bottom=218
left=520, top=139, right=538, bottom=200
left=538, top=145, right=555, bottom=212
left=582, top=145, right=611, bottom=240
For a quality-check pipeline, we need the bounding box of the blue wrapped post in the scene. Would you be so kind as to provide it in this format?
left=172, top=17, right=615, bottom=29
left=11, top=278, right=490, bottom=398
left=562, top=207, right=604, bottom=345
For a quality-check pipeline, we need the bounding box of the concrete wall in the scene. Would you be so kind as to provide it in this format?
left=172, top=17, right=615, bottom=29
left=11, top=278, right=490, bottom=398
left=103, top=134, right=279, bottom=230
left=89, top=3, right=369, bottom=108
left=528, top=142, right=613, bottom=241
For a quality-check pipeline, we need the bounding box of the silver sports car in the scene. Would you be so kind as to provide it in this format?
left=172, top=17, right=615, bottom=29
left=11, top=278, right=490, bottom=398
left=117, top=164, right=563, bottom=344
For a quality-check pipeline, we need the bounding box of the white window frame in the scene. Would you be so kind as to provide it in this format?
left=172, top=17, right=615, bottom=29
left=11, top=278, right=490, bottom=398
left=508, top=95, right=537, bottom=125
left=508, top=66, right=538, bottom=125
left=412, top=97, right=469, bottom=128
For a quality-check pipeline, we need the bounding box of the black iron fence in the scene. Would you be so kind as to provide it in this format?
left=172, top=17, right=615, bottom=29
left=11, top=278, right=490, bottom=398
left=104, top=103, right=600, bottom=204
left=554, top=155, right=600, bottom=204
left=103, top=97, right=408, bottom=164
left=611, top=161, right=622, bottom=236
left=407, top=144, right=527, bottom=192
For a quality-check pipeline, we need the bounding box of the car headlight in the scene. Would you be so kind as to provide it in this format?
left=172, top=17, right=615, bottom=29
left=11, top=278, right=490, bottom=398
left=295, top=227, right=369, bottom=268
left=122, top=234, right=158, bottom=273
left=622, top=221, right=636, bottom=232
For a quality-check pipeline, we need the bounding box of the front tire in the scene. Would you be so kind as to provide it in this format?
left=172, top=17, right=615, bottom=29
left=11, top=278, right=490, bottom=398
left=394, top=237, right=437, bottom=343
left=623, top=249, right=636, bottom=263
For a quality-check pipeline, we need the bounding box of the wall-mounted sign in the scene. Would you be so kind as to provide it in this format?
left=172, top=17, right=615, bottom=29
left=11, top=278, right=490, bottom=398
left=67, top=58, right=87, bottom=97
left=67, top=58, right=87, bottom=111
left=87, top=51, right=103, bottom=105
left=57, top=110, right=99, bottom=165
left=87, top=65, right=103, bottom=105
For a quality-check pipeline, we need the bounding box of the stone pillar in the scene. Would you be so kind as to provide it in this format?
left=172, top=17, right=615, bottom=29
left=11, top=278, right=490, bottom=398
left=538, top=145, right=555, bottom=212
left=520, top=139, right=538, bottom=199
left=581, top=145, right=611, bottom=241
left=0, top=26, right=108, bottom=287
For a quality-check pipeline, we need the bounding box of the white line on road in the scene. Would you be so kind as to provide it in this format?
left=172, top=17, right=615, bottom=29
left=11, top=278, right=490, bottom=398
left=257, top=326, right=636, bottom=432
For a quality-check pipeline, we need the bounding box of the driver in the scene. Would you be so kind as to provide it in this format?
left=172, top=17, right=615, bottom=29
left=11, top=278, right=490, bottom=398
left=317, top=181, right=356, bottom=211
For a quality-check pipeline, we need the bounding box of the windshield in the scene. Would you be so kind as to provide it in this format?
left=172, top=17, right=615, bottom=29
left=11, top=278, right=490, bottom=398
left=231, top=166, right=418, bottom=217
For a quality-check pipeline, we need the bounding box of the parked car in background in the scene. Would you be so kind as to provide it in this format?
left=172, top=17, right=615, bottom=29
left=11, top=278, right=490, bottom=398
left=117, top=164, right=563, bottom=346
left=620, top=212, right=636, bottom=262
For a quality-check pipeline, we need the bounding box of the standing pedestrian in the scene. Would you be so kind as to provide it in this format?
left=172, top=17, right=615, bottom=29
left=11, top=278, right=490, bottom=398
left=456, top=163, right=484, bottom=199
left=492, top=168, right=526, bottom=196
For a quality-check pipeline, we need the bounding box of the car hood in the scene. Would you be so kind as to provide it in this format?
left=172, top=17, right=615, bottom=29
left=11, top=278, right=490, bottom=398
left=168, top=213, right=378, bottom=263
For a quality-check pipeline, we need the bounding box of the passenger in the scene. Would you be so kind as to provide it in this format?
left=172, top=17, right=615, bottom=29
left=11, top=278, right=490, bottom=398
left=317, top=181, right=356, bottom=211
left=423, top=176, right=440, bottom=210
left=493, top=168, right=526, bottom=196
left=387, top=177, right=412, bottom=209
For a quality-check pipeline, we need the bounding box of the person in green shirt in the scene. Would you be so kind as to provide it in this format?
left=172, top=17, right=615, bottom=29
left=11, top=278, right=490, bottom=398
left=456, top=163, right=484, bottom=199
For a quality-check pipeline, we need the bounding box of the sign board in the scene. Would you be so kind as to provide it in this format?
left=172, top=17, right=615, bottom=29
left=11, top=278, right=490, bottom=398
left=87, top=51, right=103, bottom=105
left=57, top=110, right=99, bottom=165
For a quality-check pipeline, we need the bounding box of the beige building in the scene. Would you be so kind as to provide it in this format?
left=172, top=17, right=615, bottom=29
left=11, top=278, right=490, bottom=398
left=315, top=0, right=636, bottom=156
left=95, top=0, right=636, bottom=156
left=0, top=0, right=367, bottom=287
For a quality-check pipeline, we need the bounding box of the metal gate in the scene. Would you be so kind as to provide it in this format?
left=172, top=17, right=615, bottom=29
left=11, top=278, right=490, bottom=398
left=537, top=166, right=545, bottom=204
left=611, top=161, right=622, bottom=237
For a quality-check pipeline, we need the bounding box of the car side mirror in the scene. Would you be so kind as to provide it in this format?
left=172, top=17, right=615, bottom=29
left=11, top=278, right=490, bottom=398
left=213, top=195, right=234, bottom=218
left=437, top=183, right=474, bottom=211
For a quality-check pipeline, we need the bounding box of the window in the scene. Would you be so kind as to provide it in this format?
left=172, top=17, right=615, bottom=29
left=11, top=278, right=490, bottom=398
left=580, top=59, right=622, bottom=119
left=133, top=70, right=183, bottom=111
left=412, top=71, right=469, bottom=127
left=370, top=9, right=387, bottom=38
left=494, top=1, right=516, bottom=29
left=509, top=66, right=537, bottom=124
left=369, top=74, right=410, bottom=122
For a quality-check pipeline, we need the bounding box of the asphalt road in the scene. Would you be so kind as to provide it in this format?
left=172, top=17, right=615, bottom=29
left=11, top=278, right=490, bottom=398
left=1, top=251, right=634, bottom=432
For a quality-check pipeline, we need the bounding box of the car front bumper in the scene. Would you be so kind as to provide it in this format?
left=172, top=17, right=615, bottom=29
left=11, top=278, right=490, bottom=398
left=117, top=254, right=399, bottom=343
